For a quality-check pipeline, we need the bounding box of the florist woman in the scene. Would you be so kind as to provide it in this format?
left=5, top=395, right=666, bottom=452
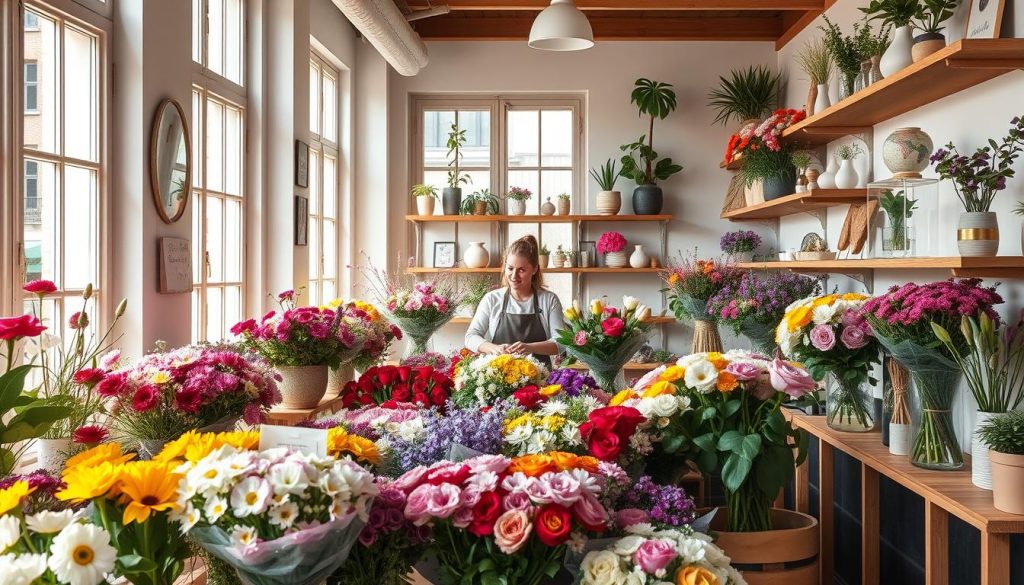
left=465, top=235, right=563, bottom=366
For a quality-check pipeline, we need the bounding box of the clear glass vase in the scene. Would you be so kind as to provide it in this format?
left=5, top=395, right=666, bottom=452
left=826, top=373, right=875, bottom=432
left=908, top=368, right=964, bottom=470
left=882, top=225, right=914, bottom=257
left=837, top=72, right=856, bottom=101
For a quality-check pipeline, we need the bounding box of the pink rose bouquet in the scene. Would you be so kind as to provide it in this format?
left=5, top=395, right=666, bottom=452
left=776, top=293, right=879, bottom=432
left=556, top=297, right=653, bottom=392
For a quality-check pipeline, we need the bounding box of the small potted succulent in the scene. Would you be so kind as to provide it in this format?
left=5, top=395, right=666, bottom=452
left=977, top=411, right=1024, bottom=514
left=505, top=186, right=532, bottom=215
left=912, top=0, right=960, bottom=61
left=833, top=143, right=864, bottom=189
left=720, top=230, right=762, bottom=263
left=538, top=244, right=550, bottom=269
left=553, top=244, right=566, bottom=268
left=557, top=192, right=571, bottom=216
left=589, top=158, right=621, bottom=215
left=460, top=188, right=501, bottom=216
left=597, top=231, right=628, bottom=268
left=411, top=183, right=438, bottom=216
left=444, top=123, right=472, bottom=215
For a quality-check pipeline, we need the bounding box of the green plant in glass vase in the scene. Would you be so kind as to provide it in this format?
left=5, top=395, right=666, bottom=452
left=820, top=16, right=867, bottom=98
left=879, top=189, right=917, bottom=255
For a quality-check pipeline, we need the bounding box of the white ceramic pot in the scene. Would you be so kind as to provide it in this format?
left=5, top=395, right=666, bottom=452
left=880, top=25, right=914, bottom=77
left=958, top=211, right=999, bottom=257
left=463, top=242, right=490, bottom=268
left=973, top=411, right=996, bottom=490
left=818, top=157, right=838, bottom=189
left=277, top=364, right=329, bottom=409
left=629, top=245, right=649, bottom=268
left=889, top=423, right=910, bottom=456
left=325, top=364, right=353, bottom=399
left=990, top=450, right=1024, bottom=514
left=813, top=83, right=831, bottom=116
left=507, top=199, right=526, bottom=216
left=415, top=196, right=435, bottom=216
left=595, top=191, right=620, bottom=215
left=883, top=127, right=933, bottom=178
left=834, top=159, right=859, bottom=189
left=36, top=437, right=74, bottom=472
left=604, top=251, right=628, bottom=268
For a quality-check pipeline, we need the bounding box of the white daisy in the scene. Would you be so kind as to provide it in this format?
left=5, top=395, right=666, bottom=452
left=268, top=461, right=310, bottom=496
left=204, top=495, right=229, bottom=523
left=26, top=509, right=75, bottom=534
left=505, top=423, right=534, bottom=446
left=538, top=400, right=568, bottom=417
left=48, top=522, right=117, bottom=585
left=0, top=552, right=47, bottom=585
left=178, top=503, right=201, bottom=533
left=683, top=360, right=719, bottom=393
left=268, top=501, right=299, bottom=529
left=230, top=476, right=272, bottom=517
left=0, top=515, right=21, bottom=552
left=229, top=525, right=258, bottom=549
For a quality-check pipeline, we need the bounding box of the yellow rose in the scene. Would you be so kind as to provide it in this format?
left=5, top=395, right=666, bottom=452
left=842, top=292, right=869, bottom=301
left=564, top=307, right=579, bottom=322
left=609, top=389, right=637, bottom=406
left=521, top=362, right=538, bottom=379
left=658, top=366, right=685, bottom=382
left=539, top=384, right=562, bottom=397
left=785, top=305, right=814, bottom=332
left=676, top=565, right=719, bottom=585
left=642, top=380, right=677, bottom=398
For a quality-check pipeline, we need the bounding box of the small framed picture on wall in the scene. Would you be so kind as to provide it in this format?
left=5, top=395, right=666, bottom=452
left=434, top=241, right=457, bottom=268
left=578, top=241, right=596, bottom=268
left=965, top=0, right=1005, bottom=38
left=295, top=140, right=310, bottom=187
left=295, top=195, right=309, bottom=246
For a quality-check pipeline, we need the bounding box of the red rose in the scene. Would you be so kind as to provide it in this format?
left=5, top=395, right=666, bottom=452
left=391, top=385, right=412, bottom=402
left=0, top=314, right=47, bottom=341
left=23, top=280, right=58, bottom=295
left=426, top=463, right=471, bottom=486
left=430, top=385, right=448, bottom=406
left=376, top=367, right=396, bottom=387
left=412, top=379, right=428, bottom=394
left=600, top=317, right=625, bottom=337
left=587, top=429, right=622, bottom=461
left=341, top=381, right=360, bottom=408
left=72, top=368, right=105, bottom=386
left=359, top=394, right=375, bottom=406
left=415, top=366, right=433, bottom=381
left=175, top=386, right=203, bottom=413
left=131, top=384, right=160, bottom=412
left=513, top=387, right=543, bottom=410
left=413, top=392, right=430, bottom=407
left=588, top=406, right=645, bottom=438
left=535, top=504, right=572, bottom=546
left=380, top=399, right=400, bottom=409
left=397, top=366, right=412, bottom=382
left=72, top=424, right=108, bottom=445
left=468, top=491, right=503, bottom=536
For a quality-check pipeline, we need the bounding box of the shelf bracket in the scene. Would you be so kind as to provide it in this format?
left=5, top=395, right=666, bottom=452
left=798, top=208, right=829, bottom=241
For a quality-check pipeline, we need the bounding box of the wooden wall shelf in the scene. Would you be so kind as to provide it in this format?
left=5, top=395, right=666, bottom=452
left=735, top=256, right=1024, bottom=278
left=406, top=214, right=673, bottom=223
left=408, top=267, right=665, bottom=274
left=782, top=39, right=1024, bottom=146
left=721, top=189, right=864, bottom=220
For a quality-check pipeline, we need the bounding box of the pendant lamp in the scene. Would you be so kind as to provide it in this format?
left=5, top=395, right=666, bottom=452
left=528, top=0, right=594, bottom=52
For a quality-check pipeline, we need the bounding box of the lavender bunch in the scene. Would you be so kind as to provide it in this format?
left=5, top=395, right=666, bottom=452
left=719, top=230, right=762, bottom=254
left=546, top=368, right=598, bottom=398
left=387, top=400, right=510, bottom=473
left=615, top=476, right=697, bottom=529
left=709, top=271, right=820, bottom=332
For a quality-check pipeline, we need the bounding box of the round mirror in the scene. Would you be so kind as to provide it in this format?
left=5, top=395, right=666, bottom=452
left=149, top=98, right=192, bottom=224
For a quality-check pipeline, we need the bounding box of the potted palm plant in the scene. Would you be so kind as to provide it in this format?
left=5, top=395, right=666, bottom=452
left=589, top=158, right=621, bottom=215
left=620, top=78, right=684, bottom=215
left=912, top=0, right=960, bottom=61
left=443, top=123, right=471, bottom=215
left=459, top=188, right=500, bottom=216
left=708, top=65, right=784, bottom=129
left=977, top=411, right=1024, bottom=514
left=411, top=184, right=438, bottom=216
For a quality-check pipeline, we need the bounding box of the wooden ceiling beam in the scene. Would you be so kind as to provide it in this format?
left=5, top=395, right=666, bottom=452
left=774, top=0, right=836, bottom=50
left=407, top=0, right=824, bottom=11
left=413, top=14, right=783, bottom=40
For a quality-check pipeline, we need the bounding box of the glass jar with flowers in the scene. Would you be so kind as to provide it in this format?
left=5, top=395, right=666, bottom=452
left=930, top=116, right=1024, bottom=257
left=664, top=255, right=742, bottom=354
left=720, top=230, right=762, bottom=263
left=505, top=186, right=532, bottom=216
left=597, top=231, right=628, bottom=268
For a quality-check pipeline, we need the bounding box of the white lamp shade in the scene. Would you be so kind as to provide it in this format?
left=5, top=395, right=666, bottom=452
left=528, top=0, right=594, bottom=51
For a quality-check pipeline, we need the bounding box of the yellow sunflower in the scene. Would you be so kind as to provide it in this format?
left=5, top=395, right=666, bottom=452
left=117, top=461, right=182, bottom=524
left=58, top=462, right=122, bottom=503
left=0, top=480, right=35, bottom=515
left=64, top=443, right=136, bottom=472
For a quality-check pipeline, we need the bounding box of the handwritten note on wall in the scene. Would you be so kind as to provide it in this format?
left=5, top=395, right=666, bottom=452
left=159, top=237, right=192, bottom=293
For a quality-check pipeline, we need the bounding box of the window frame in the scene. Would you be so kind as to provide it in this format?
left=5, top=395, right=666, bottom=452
left=23, top=61, right=38, bottom=112
left=307, top=51, right=340, bottom=306
left=193, top=0, right=246, bottom=92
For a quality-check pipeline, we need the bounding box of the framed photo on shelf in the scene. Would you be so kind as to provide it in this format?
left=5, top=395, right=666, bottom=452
left=294, top=196, right=308, bottom=246
left=965, top=0, right=1004, bottom=38
left=295, top=140, right=309, bottom=187
left=578, top=241, right=596, bottom=268
left=434, top=241, right=457, bottom=268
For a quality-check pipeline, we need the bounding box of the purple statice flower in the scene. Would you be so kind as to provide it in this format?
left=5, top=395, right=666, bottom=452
left=546, top=368, right=597, bottom=398
left=616, top=475, right=696, bottom=529
left=387, top=400, right=510, bottom=473
left=709, top=271, right=819, bottom=334
left=719, top=230, right=762, bottom=254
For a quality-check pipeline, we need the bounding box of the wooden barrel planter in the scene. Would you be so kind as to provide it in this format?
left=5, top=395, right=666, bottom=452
left=710, top=508, right=819, bottom=585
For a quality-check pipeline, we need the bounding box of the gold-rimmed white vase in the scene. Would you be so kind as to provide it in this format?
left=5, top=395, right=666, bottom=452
left=957, top=212, right=999, bottom=257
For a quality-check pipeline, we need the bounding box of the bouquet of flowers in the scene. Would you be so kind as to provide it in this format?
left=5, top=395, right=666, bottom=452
left=608, top=365, right=694, bottom=425
left=579, top=525, right=746, bottom=585
left=863, top=279, right=1003, bottom=470
left=232, top=304, right=365, bottom=368
left=502, top=394, right=603, bottom=456
left=324, top=299, right=402, bottom=371
left=57, top=443, right=191, bottom=585
left=664, top=255, right=742, bottom=354
left=340, top=364, right=454, bottom=410
left=720, top=230, right=762, bottom=256
left=393, top=452, right=627, bottom=585
left=709, top=271, right=820, bottom=355
left=387, top=402, right=512, bottom=473
left=401, top=351, right=451, bottom=371
left=723, top=108, right=806, bottom=163
left=776, top=293, right=879, bottom=432
left=451, top=353, right=548, bottom=408
left=169, top=434, right=378, bottom=585
left=656, top=350, right=815, bottom=532
left=98, top=345, right=281, bottom=443
left=556, top=297, right=653, bottom=392
left=0, top=478, right=121, bottom=585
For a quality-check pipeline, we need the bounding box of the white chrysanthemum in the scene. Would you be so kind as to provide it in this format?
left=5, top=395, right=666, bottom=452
left=229, top=525, right=258, bottom=549
left=48, top=522, right=117, bottom=585
left=189, top=458, right=230, bottom=496
left=26, top=509, right=75, bottom=534
left=683, top=360, right=718, bottom=393
left=0, top=515, right=22, bottom=552
left=0, top=552, right=48, bottom=585
left=178, top=503, right=201, bottom=533
left=538, top=400, right=568, bottom=417
left=811, top=301, right=838, bottom=325
left=203, top=495, right=228, bottom=523
left=561, top=424, right=583, bottom=447
left=230, top=476, right=272, bottom=517
left=268, top=461, right=310, bottom=496
left=269, top=501, right=299, bottom=529
left=526, top=429, right=557, bottom=454
left=505, top=423, right=533, bottom=446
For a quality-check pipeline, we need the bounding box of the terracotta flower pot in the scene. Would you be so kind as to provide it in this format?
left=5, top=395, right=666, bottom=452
left=989, top=450, right=1024, bottom=514
left=912, top=33, right=946, bottom=62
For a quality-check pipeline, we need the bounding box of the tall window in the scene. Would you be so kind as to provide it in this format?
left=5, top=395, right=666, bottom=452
left=21, top=4, right=104, bottom=336
left=192, top=0, right=246, bottom=342
left=307, top=53, right=340, bottom=306
left=420, top=107, right=493, bottom=198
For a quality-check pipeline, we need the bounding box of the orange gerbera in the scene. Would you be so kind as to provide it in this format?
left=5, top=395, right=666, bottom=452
left=716, top=371, right=739, bottom=393
left=58, top=461, right=122, bottom=503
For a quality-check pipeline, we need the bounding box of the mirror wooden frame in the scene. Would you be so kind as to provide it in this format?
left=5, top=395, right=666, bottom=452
left=149, top=98, right=192, bottom=224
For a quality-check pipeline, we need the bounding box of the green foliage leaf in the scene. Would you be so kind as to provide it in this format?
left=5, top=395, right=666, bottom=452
left=717, top=430, right=743, bottom=453
left=0, top=365, right=32, bottom=413
left=722, top=452, right=753, bottom=492
left=693, top=432, right=716, bottom=451
left=722, top=399, right=742, bottom=418
left=741, top=434, right=763, bottom=460
left=701, top=406, right=718, bottom=421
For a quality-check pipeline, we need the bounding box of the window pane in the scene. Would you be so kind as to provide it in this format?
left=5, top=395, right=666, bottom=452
left=308, top=280, right=320, bottom=308
left=308, top=151, right=320, bottom=214
left=64, top=25, right=98, bottom=162
left=323, top=156, right=336, bottom=218
left=63, top=165, right=99, bottom=290
left=541, top=170, right=572, bottom=202
left=192, top=89, right=203, bottom=186
left=191, top=288, right=201, bottom=342
left=424, top=170, right=490, bottom=196
left=192, top=193, right=202, bottom=283
left=208, top=0, right=223, bottom=76
left=541, top=110, right=573, bottom=167
left=206, top=286, right=222, bottom=341
left=224, top=0, right=242, bottom=85
left=207, top=196, right=223, bottom=281
left=192, top=0, right=201, bottom=63
left=308, top=222, right=319, bottom=288
left=423, top=111, right=454, bottom=166
left=24, top=159, right=57, bottom=284
left=206, top=99, right=223, bottom=192
left=323, top=72, right=337, bottom=143
left=224, top=198, right=241, bottom=281
left=24, top=9, right=57, bottom=153
left=224, top=286, right=241, bottom=337
left=224, top=103, right=242, bottom=196
left=323, top=220, right=336, bottom=278
left=508, top=110, right=539, bottom=168
left=461, top=111, right=490, bottom=167
left=309, top=61, right=319, bottom=135
left=508, top=170, right=539, bottom=208
left=322, top=280, right=336, bottom=304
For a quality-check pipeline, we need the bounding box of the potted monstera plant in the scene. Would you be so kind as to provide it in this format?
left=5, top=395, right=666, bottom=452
left=620, top=78, right=683, bottom=215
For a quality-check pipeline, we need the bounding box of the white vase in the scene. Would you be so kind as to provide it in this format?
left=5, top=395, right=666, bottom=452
left=880, top=25, right=914, bottom=77
left=973, top=411, right=996, bottom=490
left=36, top=437, right=74, bottom=472
left=325, top=364, right=353, bottom=399
left=834, top=159, right=859, bottom=189
left=463, top=242, right=490, bottom=268
left=604, top=251, right=628, bottom=268
left=818, top=157, right=838, bottom=189
left=889, top=423, right=910, bottom=456
left=957, top=211, right=999, bottom=257
left=629, top=245, right=649, bottom=268
left=813, top=83, right=831, bottom=116
left=277, top=365, right=329, bottom=409
left=415, top=196, right=435, bottom=216
left=508, top=199, right=526, bottom=215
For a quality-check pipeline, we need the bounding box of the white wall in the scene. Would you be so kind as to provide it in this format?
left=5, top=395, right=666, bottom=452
left=386, top=40, right=779, bottom=354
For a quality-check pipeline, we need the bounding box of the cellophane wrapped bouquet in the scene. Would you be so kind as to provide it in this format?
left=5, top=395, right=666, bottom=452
left=340, top=364, right=454, bottom=410
left=324, top=299, right=402, bottom=371
left=393, top=452, right=628, bottom=585
left=709, top=272, right=820, bottom=355
left=556, top=297, right=653, bottom=392
left=664, top=256, right=741, bottom=323
left=168, top=432, right=378, bottom=585
left=451, top=353, right=548, bottom=408
left=232, top=304, right=365, bottom=369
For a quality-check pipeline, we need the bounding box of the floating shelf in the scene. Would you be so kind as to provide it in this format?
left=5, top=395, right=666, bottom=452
left=782, top=39, right=1024, bottom=146
left=406, top=214, right=673, bottom=223
left=408, top=267, right=665, bottom=274
left=735, top=256, right=1024, bottom=279
left=721, top=189, right=864, bottom=221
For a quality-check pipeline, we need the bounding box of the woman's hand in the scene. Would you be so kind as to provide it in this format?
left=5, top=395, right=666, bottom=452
left=506, top=341, right=530, bottom=355
left=479, top=342, right=509, bottom=355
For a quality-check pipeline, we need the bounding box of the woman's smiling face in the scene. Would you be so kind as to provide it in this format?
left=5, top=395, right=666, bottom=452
left=504, top=253, right=536, bottom=294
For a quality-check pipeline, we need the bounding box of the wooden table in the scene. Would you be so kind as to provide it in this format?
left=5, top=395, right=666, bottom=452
left=265, top=395, right=346, bottom=426
left=789, top=413, right=1024, bottom=585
